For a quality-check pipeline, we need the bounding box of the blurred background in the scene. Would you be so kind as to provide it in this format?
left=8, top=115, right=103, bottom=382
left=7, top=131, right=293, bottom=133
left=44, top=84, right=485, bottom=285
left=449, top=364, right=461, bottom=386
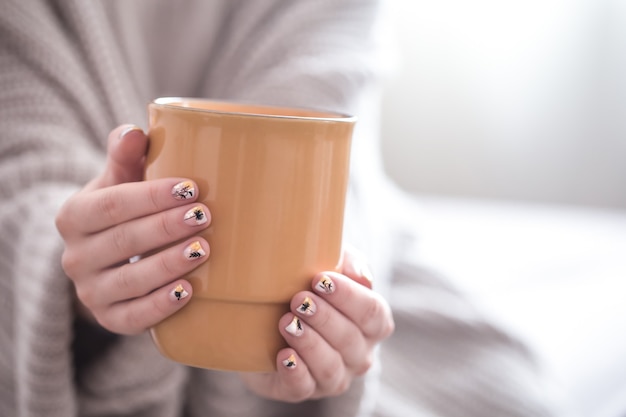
left=380, top=0, right=626, bottom=209
left=376, top=2, right=626, bottom=416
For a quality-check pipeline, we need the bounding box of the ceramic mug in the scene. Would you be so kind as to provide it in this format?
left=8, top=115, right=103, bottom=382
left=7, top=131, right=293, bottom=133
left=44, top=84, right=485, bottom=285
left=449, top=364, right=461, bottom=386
left=145, top=97, right=355, bottom=372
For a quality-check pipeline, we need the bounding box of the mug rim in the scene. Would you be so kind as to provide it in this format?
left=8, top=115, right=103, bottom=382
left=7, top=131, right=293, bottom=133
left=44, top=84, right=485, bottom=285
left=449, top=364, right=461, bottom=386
left=150, top=97, right=356, bottom=123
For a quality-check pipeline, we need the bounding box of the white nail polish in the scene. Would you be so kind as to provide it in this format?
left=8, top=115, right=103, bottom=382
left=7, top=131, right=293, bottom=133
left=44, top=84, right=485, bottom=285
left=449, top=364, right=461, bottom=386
left=282, top=354, right=297, bottom=369
left=184, top=241, right=206, bottom=259
left=285, top=316, right=303, bottom=337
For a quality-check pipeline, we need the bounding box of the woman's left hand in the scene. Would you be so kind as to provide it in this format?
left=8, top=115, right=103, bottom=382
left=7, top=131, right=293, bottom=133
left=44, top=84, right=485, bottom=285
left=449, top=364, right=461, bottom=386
left=241, top=246, right=395, bottom=402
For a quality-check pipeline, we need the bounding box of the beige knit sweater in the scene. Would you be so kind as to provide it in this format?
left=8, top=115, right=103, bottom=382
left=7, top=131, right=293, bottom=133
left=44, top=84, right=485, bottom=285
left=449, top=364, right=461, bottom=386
left=0, top=1, right=394, bottom=416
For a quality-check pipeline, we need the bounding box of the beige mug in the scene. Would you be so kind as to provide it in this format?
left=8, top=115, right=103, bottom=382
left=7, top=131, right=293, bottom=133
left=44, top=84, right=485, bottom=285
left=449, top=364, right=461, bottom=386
left=145, top=97, right=356, bottom=372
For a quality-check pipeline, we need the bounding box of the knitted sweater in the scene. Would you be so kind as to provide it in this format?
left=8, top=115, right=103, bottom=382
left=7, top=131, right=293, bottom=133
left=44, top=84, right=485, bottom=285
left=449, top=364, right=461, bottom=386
left=0, top=1, right=393, bottom=416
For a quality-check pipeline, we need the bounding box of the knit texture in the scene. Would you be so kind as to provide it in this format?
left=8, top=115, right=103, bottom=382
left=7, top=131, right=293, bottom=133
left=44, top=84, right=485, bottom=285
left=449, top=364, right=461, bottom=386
left=0, top=1, right=384, bottom=416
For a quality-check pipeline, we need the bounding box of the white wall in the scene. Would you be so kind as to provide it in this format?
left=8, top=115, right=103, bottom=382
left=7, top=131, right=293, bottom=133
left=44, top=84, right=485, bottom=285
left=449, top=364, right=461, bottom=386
left=380, top=0, right=626, bottom=209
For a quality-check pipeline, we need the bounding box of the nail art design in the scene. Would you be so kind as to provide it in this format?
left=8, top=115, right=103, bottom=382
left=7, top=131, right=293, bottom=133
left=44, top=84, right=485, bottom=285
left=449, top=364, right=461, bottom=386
left=298, top=296, right=316, bottom=316
left=184, top=241, right=206, bottom=259
left=285, top=316, right=303, bottom=336
left=183, top=206, right=208, bottom=225
left=172, top=181, right=195, bottom=200
left=170, top=284, right=189, bottom=301
left=282, top=354, right=297, bottom=369
left=316, top=275, right=334, bottom=294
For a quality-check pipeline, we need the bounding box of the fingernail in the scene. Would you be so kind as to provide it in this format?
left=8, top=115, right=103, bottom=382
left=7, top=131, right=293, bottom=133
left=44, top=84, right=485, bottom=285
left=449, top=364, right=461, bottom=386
left=184, top=241, right=206, bottom=259
left=183, top=206, right=208, bottom=225
left=315, top=274, right=335, bottom=294
left=119, top=125, right=143, bottom=140
left=285, top=316, right=304, bottom=336
left=298, top=296, right=316, bottom=316
left=282, top=354, right=297, bottom=369
left=172, top=181, right=195, bottom=200
left=170, top=284, right=189, bottom=301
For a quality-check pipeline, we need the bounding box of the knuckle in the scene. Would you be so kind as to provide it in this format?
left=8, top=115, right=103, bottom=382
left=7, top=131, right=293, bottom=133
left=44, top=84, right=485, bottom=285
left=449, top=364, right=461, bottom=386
left=111, top=224, right=132, bottom=255
left=75, top=286, right=96, bottom=312
left=95, top=312, right=114, bottom=333
left=60, top=249, right=80, bottom=277
left=97, top=188, right=124, bottom=224
left=334, top=376, right=351, bottom=396
left=157, top=212, right=176, bottom=240
left=354, top=352, right=374, bottom=376
left=382, top=313, right=396, bottom=339
left=114, top=263, right=135, bottom=294
left=357, top=296, right=383, bottom=331
left=54, top=203, right=71, bottom=236
left=317, top=355, right=343, bottom=387
left=147, top=182, right=162, bottom=212
left=156, top=252, right=177, bottom=278
left=358, top=295, right=395, bottom=340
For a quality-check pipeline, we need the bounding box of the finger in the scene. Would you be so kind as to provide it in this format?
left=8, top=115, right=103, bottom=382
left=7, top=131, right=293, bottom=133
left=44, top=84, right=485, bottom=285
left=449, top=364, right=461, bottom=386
left=290, top=292, right=370, bottom=374
left=98, top=279, right=193, bottom=335
left=77, top=202, right=210, bottom=270
left=86, top=124, right=148, bottom=191
left=89, top=237, right=210, bottom=307
left=280, top=314, right=350, bottom=396
left=312, top=272, right=394, bottom=341
left=341, top=244, right=373, bottom=289
left=274, top=349, right=317, bottom=401
left=239, top=350, right=316, bottom=403
left=58, top=178, right=200, bottom=236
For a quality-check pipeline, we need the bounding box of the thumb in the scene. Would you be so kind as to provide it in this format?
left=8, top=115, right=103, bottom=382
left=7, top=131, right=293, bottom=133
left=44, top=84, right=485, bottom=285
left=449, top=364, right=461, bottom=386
left=88, top=124, right=148, bottom=191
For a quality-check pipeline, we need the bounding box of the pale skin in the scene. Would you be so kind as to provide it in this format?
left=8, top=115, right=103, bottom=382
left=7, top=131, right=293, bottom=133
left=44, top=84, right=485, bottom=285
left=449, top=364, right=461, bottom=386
left=55, top=124, right=395, bottom=403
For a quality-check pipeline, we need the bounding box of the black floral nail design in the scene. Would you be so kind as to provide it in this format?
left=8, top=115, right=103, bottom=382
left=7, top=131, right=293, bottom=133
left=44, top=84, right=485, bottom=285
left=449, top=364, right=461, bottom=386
left=172, top=181, right=195, bottom=200
left=282, top=354, right=297, bottom=369
left=184, top=206, right=207, bottom=225
left=298, top=296, right=316, bottom=315
left=316, top=275, right=334, bottom=294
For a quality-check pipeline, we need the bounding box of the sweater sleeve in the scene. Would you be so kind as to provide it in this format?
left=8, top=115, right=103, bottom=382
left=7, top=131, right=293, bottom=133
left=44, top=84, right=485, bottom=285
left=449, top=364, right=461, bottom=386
left=0, top=2, right=186, bottom=416
left=0, top=2, right=103, bottom=416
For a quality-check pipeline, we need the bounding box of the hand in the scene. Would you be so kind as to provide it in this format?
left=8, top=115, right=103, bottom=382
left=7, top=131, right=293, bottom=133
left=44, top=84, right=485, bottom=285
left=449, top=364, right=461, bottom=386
left=55, top=125, right=211, bottom=335
left=241, top=246, right=395, bottom=402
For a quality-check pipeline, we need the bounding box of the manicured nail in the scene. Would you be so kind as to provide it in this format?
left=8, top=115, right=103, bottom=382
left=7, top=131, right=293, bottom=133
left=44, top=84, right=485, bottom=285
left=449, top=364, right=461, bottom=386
left=315, top=275, right=335, bottom=294
left=183, top=206, right=208, bottom=225
left=170, top=284, right=189, bottom=301
left=298, top=296, right=316, bottom=316
left=282, top=354, right=297, bottom=369
left=184, top=241, right=206, bottom=259
left=172, top=181, right=195, bottom=200
left=119, top=125, right=143, bottom=140
left=285, top=316, right=303, bottom=336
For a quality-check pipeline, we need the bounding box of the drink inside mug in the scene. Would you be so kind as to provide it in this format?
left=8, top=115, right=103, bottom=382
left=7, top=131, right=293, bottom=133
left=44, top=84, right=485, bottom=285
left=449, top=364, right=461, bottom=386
left=145, top=97, right=356, bottom=372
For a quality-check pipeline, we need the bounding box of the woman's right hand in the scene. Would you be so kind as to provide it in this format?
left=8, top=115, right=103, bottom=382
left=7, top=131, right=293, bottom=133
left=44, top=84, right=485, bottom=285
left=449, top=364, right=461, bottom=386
left=55, top=125, right=211, bottom=335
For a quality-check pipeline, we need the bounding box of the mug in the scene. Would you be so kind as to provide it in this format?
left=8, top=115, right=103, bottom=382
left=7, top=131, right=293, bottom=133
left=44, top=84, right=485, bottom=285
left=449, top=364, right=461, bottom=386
left=145, top=97, right=356, bottom=372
